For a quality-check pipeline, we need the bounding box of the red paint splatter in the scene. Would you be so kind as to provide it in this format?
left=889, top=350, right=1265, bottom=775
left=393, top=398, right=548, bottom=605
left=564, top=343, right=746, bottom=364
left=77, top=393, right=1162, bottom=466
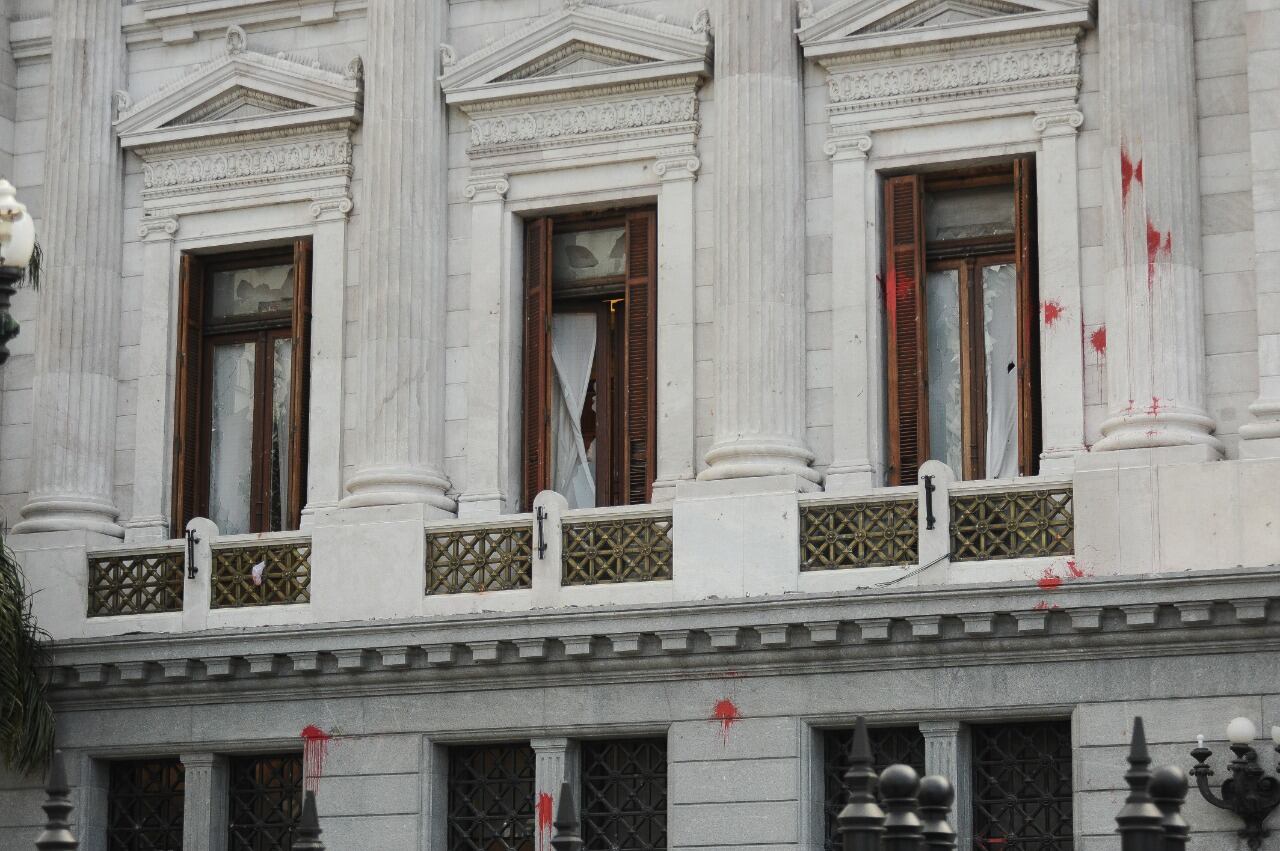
left=1065, top=559, right=1086, bottom=579
left=1042, top=300, right=1065, bottom=327
left=1089, top=326, right=1107, bottom=357
left=301, top=725, right=332, bottom=792
left=1037, top=568, right=1064, bottom=591
left=536, top=792, right=554, bottom=848
left=1033, top=601, right=1060, bottom=611
left=1125, top=398, right=1136, bottom=415
left=1121, top=147, right=1144, bottom=204
left=712, top=698, right=740, bottom=745
left=1146, top=219, right=1172, bottom=292
left=1145, top=396, right=1162, bottom=416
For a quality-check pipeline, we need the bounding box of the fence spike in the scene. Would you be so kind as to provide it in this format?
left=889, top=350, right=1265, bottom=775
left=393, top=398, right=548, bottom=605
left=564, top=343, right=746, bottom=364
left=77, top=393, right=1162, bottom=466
left=837, top=716, right=886, bottom=851
left=1116, top=717, right=1165, bottom=851
left=880, top=763, right=924, bottom=851
left=292, top=791, right=325, bottom=851
left=918, top=775, right=957, bottom=851
left=550, top=781, right=583, bottom=851
left=35, top=750, right=78, bottom=851
left=1149, top=765, right=1189, bottom=851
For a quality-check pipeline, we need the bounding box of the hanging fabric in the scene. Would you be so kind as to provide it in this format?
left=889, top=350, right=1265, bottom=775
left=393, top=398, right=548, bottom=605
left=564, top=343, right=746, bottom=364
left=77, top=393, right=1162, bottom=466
left=550, top=313, right=598, bottom=509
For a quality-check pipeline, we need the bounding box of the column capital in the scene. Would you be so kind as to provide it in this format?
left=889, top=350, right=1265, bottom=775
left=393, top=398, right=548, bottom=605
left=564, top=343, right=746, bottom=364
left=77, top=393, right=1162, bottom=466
left=1033, top=108, right=1084, bottom=137
left=464, top=173, right=510, bottom=203
left=309, top=194, right=354, bottom=221
left=654, top=150, right=701, bottom=181
left=137, top=215, right=179, bottom=241
left=918, top=719, right=966, bottom=737
left=179, top=752, right=224, bottom=770
left=824, top=133, right=872, bottom=161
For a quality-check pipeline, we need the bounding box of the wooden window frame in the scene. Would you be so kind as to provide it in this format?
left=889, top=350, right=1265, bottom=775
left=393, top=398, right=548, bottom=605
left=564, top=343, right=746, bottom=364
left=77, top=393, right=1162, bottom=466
left=884, top=161, right=1040, bottom=485
left=521, top=208, right=657, bottom=511
left=171, top=241, right=312, bottom=536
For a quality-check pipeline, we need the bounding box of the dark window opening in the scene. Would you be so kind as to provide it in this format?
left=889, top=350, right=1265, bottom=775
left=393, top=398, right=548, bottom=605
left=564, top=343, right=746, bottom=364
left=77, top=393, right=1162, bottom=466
left=228, top=753, right=304, bottom=851
left=822, top=726, right=926, bottom=851
left=106, top=758, right=185, bottom=851
left=971, top=720, right=1073, bottom=851
left=580, top=738, right=668, bottom=851
left=447, top=743, right=536, bottom=851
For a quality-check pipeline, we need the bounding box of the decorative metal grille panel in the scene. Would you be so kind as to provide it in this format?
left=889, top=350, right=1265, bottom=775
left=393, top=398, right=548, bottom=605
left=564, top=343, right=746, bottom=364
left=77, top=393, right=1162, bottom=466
left=107, top=758, right=185, bottom=851
left=823, top=726, right=926, bottom=851
left=211, top=540, right=311, bottom=608
left=447, top=744, right=536, bottom=851
left=971, top=721, right=1073, bottom=851
left=562, top=513, right=673, bottom=585
left=88, top=549, right=185, bottom=616
left=801, top=498, right=919, bottom=571
left=950, top=487, right=1074, bottom=562
left=229, top=753, right=303, bottom=851
left=426, top=525, right=534, bottom=595
left=581, top=739, right=668, bottom=851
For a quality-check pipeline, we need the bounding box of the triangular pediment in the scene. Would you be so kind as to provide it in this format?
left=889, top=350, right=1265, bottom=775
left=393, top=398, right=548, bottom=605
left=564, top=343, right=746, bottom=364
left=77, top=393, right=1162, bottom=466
left=115, top=25, right=362, bottom=149
left=799, top=0, right=1093, bottom=56
left=442, top=2, right=711, bottom=106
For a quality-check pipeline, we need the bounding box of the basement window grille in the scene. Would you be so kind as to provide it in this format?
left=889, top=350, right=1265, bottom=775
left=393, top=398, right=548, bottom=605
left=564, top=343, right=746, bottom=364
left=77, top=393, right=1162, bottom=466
left=228, top=753, right=304, bottom=851
left=823, top=726, right=926, bottom=851
left=971, top=720, right=1073, bottom=851
left=581, top=738, right=668, bottom=851
left=447, top=744, right=536, bottom=851
left=107, top=758, right=185, bottom=851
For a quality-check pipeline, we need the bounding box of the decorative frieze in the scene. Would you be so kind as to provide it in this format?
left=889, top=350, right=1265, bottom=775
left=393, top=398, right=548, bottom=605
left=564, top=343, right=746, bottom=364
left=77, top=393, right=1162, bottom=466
left=141, top=137, right=353, bottom=194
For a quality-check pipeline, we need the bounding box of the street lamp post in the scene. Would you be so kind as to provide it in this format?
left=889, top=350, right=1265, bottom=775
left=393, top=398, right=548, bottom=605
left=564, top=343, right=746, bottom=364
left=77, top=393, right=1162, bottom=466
left=0, top=179, right=35, bottom=365
left=1189, top=717, right=1280, bottom=850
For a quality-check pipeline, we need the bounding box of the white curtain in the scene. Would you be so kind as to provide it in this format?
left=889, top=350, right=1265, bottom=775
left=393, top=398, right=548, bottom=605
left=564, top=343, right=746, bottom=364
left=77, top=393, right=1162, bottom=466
left=983, top=264, right=1020, bottom=479
left=550, top=313, right=598, bottom=509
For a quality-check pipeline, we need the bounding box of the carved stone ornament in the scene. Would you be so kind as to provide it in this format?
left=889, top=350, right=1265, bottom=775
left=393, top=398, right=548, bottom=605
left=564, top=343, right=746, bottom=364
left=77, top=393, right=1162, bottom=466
left=113, top=28, right=363, bottom=214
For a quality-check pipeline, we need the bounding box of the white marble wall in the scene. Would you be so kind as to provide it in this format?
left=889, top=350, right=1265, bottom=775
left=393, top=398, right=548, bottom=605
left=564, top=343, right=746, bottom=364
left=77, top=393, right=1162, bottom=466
left=0, top=0, right=1270, bottom=527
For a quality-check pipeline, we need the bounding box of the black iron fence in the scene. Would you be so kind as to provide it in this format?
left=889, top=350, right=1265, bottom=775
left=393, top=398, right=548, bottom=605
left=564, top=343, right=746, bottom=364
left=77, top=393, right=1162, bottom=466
left=29, top=715, right=1188, bottom=851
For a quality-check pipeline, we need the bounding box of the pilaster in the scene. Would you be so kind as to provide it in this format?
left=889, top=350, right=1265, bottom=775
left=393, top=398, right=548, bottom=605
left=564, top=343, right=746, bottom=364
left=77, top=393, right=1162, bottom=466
left=652, top=150, right=701, bottom=502
left=825, top=134, right=880, bottom=492
left=919, top=720, right=972, bottom=851
left=459, top=173, right=514, bottom=518
left=301, top=195, right=354, bottom=522
left=1032, top=109, right=1087, bottom=474
left=1094, top=0, right=1222, bottom=456
left=15, top=0, right=125, bottom=536
left=124, top=216, right=180, bottom=543
left=1240, top=0, right=1280, bottom=456
left=342, top=0, right=454, bottom=514
left=532, top=737, right=579, bottom=851
left=180, top=753, right=229, bottom=851
left=700, top=1, right=818, bottom=486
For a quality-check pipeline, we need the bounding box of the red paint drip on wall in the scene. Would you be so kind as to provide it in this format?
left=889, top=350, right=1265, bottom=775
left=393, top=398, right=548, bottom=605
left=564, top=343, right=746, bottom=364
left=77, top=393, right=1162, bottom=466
left=1065, top=559, right=1086, bottom=579
left=1041, top=300, right=1065, bottom=327
left=712, top=698, right=741, bottom=745
left=301, top=725, right=332, bottom=792
left=1033, top=601, right=1059, bottom=611
left=1121, top=147, right=1144, bottom=204
left=1037, top=569, right=1064, bottom=591
left=536, top=792, right=554, bottom=848
left=1089, top=326, right=1107, bottom=357
left=1146, top=396, right=1162, bottom=416
left=1146, top=219, right=1172, bottom=292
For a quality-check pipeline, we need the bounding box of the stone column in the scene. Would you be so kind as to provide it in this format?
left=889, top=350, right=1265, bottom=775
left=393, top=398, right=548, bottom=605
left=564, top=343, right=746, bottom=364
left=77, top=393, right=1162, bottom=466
left=341, top=0, right=453, bottom=514
left=919, top=720, right=972, bottom=851
left=14, top=0, right=125, bottom=536
left=1032, top=109, right=1087, bottom=473
left=699, top=2, right=818, bottom=485
left=825, top=134, right=880, bottom=492
left=124, top=216, right=180, bottom=542
left=1240, top=0, right=1280, bottom=456
left=1093, top=0, right=1221, bottom=455
left=459, top=173, right=513, bottom=518
left=180, top=753, right=229, bottom=851
left=532, top=737, right=579, bottom=851
left=652, top=150, right=701, bottom=501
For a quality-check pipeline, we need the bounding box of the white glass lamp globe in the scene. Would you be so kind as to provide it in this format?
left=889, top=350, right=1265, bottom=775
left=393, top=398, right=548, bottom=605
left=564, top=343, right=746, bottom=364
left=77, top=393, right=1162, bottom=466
left=1272, top=726, right=1280, bottom=747
left=0, top=179, right=34, bottom=269
left=1226, top=716, right=1257, bottom=745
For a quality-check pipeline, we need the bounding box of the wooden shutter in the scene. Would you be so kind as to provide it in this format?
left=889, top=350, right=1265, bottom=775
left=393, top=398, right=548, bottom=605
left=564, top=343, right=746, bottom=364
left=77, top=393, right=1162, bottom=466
left=884, top=174, right=928, bottom=486
left=622, top=210, right=657, bottom=505
left=171, top=253, right=204, bottom=535
left=288, top=239, right=312, bottom=529
left=522, top=218, right=552, bottom=511
left=1013, top=157, right=1041, bottom=476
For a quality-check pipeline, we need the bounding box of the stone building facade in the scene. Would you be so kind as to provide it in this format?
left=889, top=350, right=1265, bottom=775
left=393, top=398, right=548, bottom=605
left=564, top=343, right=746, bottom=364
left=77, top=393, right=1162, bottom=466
left=0, top=0, right=1278, bottom=849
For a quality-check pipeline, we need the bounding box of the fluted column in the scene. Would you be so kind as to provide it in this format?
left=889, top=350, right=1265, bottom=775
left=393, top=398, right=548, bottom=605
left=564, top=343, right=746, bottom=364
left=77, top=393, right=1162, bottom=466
left=700, top=1, right=818, bottom=484
left=14, top=0, right=125, bottom=536
left=341, top=0, right=453, bottom=512
left=1094, top=0, right=1221, bottom=454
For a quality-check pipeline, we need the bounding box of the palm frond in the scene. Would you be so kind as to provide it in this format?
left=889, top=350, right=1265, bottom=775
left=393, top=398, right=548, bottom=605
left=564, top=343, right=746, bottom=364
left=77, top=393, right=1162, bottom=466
left=0, top=532, right=54, bottom=774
